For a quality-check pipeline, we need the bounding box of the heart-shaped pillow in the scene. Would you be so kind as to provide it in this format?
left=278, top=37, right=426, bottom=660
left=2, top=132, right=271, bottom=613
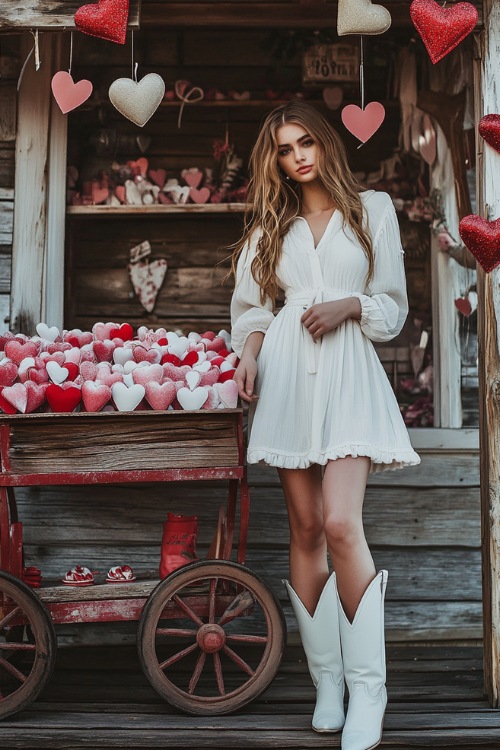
left=459, top=214, right=500, bottom=273
left=109, top=74, right=165, bottom=127
left=410, top=0, right=478, bottom=64
left=479, top=114, right=500, bottom=154
left=74, top=0, right=130, bottom=45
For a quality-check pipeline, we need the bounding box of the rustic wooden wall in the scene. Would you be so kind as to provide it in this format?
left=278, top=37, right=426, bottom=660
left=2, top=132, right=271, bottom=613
left=0, top=35, right=18, bottom=333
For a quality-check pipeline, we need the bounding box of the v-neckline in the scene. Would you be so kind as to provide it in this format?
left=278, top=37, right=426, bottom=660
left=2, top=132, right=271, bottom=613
left=297, top=208, right=339, bottom=250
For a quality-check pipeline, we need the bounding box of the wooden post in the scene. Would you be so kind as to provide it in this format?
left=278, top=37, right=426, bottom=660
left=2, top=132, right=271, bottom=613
left=10, top=33, right=53, bottom=334
left=476, top=0, right=500, bottom=708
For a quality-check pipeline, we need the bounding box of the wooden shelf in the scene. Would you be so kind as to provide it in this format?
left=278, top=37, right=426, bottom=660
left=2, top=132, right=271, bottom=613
left=67, top=203, right=246, bottom=215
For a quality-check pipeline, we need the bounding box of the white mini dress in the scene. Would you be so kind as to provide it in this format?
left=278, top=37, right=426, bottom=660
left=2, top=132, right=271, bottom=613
left=230, top=190, right=420, bottom=473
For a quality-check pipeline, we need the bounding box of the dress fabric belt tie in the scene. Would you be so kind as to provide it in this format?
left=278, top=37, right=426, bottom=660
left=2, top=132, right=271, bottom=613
left=285, top=288, right=353, bottom=375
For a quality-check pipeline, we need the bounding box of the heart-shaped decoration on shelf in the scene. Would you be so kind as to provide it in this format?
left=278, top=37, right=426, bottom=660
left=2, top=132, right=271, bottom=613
left=74, top=0, right=130, bottom=45
left=109, top=73, right=165, bottom=127
left=337, top=0, right=392, bottom=36
left=189, top=187, right=210, bottom=204
left=129, top=259, right=167, bottom=313
left=410, top=0, right=478, bottom=64
left=149, top=169, right=167, bottom=188
left=51, top=71, right=93, bottom=114
left=341, top=102, right=385, bottom=143
left=454, top=297, right=472, bottom=317
left=479, top=114, right=500, bottom=154
left=82, top=381, right=112, bottom=412
left=145, top=381, right=177, bottom=410
left=91, top=182, right=109, bottom=205
left=322, top=86, right=343, bottom=111
left=459, top=214, right=500, bottom=273
left=181, top=168, right=204, bottom=188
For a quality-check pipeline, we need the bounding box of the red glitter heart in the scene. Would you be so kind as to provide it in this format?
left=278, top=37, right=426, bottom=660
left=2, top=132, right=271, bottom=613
left=410, top=0, right=478, bottom=64
left=459, top=215, right=500, bottom=273
left=478, top=114, right=500, bottom=154
left=74, top=0, right=130, bottom=45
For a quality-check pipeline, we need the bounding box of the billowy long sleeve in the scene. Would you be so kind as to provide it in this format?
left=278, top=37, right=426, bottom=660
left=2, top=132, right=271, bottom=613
left=230, top=232, right=275, bottom=357
left=351, top=199, right=408, bottom=342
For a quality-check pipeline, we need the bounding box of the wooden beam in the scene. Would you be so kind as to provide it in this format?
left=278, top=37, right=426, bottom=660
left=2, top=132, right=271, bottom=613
left=140, top=1, right=484, bottom=29
left=476, top=0, right=500, bottom=708
left=0, top=0, right=140, bottom=30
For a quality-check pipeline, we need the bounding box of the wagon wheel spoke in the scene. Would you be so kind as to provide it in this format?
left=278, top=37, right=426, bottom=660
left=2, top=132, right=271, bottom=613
left=0, top=656, right=27, bottom=683
left=156, top=628, right=197, bottom=638
left=213, top=652, right=225, bottom=695
left=208, top=577, right=217, bottom=624
left=0, top=641, right=37, bottom=651
left=172, top=594, right=204, bottom=627
left=218, top=590, right=255, bottom=626
left=159, top=642, right=198, bottom=671
left=0, top=606, right=22, bottom=631
left=222, top=644, right=255, bottom=676
left=188, top=650, right=206, bottom=694
left=226, top=633, right=269, bottom=644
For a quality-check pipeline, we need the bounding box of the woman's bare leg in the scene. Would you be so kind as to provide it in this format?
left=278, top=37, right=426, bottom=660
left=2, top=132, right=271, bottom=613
left=278, top=465, right=329, bottom=615
left=322, top=457, right=376, bottom=622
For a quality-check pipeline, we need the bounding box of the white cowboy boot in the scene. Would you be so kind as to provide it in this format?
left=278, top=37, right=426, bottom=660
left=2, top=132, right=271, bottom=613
left=284, top=573, right=345, bottom=732
left=337, top=0, right=391, bottom=37
left=338, top=570, right=388, bottom=750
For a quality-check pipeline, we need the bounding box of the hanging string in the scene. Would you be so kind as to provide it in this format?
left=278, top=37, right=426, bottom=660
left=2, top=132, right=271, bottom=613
left=359, top=36, right=365, bottom=111
left=175, top=79, right=204, bottom=129
left=17, top=30, right=41, bottom=91
left=131, top=30, right=135, bottom=80
left=68, top=31, right=74, bottom=75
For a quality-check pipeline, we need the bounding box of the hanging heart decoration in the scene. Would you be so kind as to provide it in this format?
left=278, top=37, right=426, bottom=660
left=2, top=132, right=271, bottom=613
left=454, top=297, right=472, bottom=316
left=478, top=114, right=500, bottom=154
left=322, top=86, right=343, bottom=111
left=128, top=259, right=168, bottom=312
left=337, top=0, right=391, bottom=36
left=341, top=101, right=385, bottom=143
left=74, top=0, right=130, bottom=45
left=410, top=0, right=478, bottom=64
left=51, top=71, right=93, bottom=114
left=458, top=215, right=500, bottom=273
left=417, top=113, right=437, bottom=166
left=109, top=73, right=165, bottom=127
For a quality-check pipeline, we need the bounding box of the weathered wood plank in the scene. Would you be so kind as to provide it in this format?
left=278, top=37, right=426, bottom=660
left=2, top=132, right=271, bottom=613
left=0, top=0, right=140, bottom=29
left=0, top=83, right=16, bottom=141
left=476, top=0, right=500, bottom=709
left=0, top=198, right=13, bottom=244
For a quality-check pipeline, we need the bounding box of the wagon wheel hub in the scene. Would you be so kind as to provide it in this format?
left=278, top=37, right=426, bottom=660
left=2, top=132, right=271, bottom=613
left=196, top=623, right=226, bottom=653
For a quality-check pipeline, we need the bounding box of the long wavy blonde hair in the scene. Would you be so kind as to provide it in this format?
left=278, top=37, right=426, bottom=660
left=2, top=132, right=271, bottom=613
left=230, top=100, right=374, bottom=305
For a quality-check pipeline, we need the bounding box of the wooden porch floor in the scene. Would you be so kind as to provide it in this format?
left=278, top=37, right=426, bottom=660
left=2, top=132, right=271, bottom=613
left=0, top=643, right=498, bottom=749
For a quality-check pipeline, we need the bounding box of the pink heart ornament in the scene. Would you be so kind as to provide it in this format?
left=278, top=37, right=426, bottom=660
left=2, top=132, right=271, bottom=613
left=132, top=364, right=163, bottom=386
left=202, top=385, right=220, bottom=410
left=51, top=71, right=93, bottom=114
left=2, top=383, right=28, bottom=413
left=145, top=381, right=177, bottom=410
left=189, top=187, right=211, bottom=204
left=181, top=168, right=204, bottom=188
left=216, top=380, right=239, bottom=408
left=341, top=102, right=386, bottom=143
left=418, top=114, right=437, bottom=166
left=82, top=381, right=112, bottom=412
left=322, top=86, right=343, bottom=111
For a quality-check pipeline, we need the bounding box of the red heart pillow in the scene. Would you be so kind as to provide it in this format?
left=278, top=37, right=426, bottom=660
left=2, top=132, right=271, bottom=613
left=74, top=0, right=130, bottom=45
left=410, top=0, right=478, bottom=64
left=459, top=215, right=500, bottom=273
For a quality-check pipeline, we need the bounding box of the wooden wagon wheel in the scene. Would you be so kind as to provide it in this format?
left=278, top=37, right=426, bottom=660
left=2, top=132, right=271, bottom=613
left=137, top=560, right=286, bottom=715
left=0, top=571, right=57, bottom=720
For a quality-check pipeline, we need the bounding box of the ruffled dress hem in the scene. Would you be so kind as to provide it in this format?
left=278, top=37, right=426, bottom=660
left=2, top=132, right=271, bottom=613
left=247, top=444, right=421, bottom=473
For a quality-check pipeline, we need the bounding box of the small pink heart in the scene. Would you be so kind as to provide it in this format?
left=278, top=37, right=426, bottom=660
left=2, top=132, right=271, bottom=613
left=25, top=382, right=48, bottom=413
left=132, top=363, right=163, bottom=386
left=202, top=385, right=220, bottom=409
left=93, top=322, right=117, bottom=341
left=216, top=379, right=238, bottom=408
left=80, top=361, right=98, bottom=381
left=149, top=169, right=167, bottom=188
left=182, top=168, right=204, bottom=188
left=51, top=71, right=93, bottom=114
left=341, top=101, right=386, bottom=143
left=199, top=367, right=220, bottom=387
left=145, top=381, right=177, bottom=410
left=94, top=340, right=115, bottom=362
left=0, top=362, right=18, bottom=387
left=158, top=192, right=173, bottom=205
left=82, top=381, right=112, bottom=412
left=322, top=86, right=343, bottom=111
left=190, top=187, right=211, bottom=204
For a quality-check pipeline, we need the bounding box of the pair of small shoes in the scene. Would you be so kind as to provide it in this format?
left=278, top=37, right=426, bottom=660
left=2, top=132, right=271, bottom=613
left=105, top=565, right=136, bottom=583
left=61, top=565, right=136, bottom=586
left=62, top=565, right=96, bottom=586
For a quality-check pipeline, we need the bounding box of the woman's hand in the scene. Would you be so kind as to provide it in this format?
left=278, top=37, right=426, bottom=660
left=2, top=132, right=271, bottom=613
left=301, top=298, right=361, bottom=341
left=234, top=355, right=259, bottom=403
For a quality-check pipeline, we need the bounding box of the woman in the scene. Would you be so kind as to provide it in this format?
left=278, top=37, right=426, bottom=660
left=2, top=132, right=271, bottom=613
left=230, top=101, right=420, bottom=750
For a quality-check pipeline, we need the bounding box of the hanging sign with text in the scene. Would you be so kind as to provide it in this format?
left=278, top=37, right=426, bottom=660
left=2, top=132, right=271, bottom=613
left=302, top=44, right=359, bottom=85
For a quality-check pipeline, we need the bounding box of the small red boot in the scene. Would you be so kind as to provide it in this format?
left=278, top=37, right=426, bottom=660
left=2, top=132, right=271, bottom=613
left=159, top=512, right=198, bottom=578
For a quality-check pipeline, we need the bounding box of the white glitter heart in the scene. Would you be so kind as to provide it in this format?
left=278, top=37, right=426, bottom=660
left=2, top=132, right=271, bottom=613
left=109, top=73, right=165, bottom=128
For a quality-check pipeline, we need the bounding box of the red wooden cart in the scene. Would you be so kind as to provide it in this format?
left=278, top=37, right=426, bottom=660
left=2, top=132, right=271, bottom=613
left=0, top=408, right=286, bottom=719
